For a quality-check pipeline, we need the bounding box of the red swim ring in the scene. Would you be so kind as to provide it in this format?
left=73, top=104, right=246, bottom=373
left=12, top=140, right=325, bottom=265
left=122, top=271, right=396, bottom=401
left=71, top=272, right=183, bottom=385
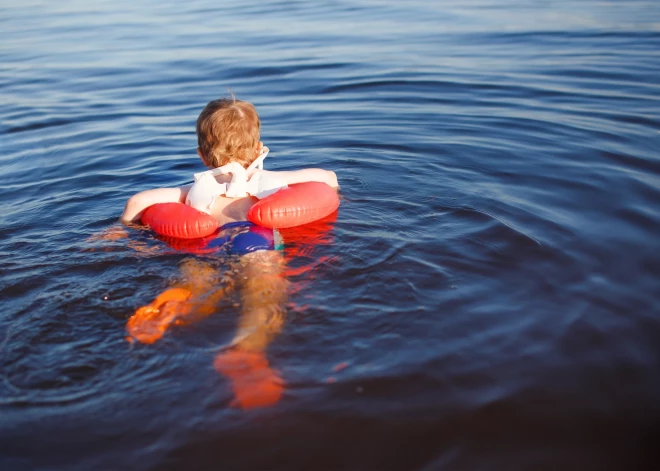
left=141, top=203, right=219, bottom=239
left=248, top=182, right=340, bottom=229
left=141, top=182, right=339, bottom=238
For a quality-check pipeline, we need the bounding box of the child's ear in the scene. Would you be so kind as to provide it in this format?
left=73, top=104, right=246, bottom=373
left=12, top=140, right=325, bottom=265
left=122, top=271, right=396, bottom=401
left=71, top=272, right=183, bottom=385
left=256, top=141, right=263, bottom=153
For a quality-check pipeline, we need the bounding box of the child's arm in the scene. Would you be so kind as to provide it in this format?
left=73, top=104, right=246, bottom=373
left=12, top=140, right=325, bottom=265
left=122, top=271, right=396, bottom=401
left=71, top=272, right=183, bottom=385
left=258, top=168, right=338, bottom=188
left=120, top=184, right=192, bottom=223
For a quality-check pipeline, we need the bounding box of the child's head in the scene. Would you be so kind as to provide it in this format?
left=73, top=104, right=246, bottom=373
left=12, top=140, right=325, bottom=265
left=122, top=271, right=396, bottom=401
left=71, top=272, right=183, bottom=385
left=196, top=98, right=261, bottom=169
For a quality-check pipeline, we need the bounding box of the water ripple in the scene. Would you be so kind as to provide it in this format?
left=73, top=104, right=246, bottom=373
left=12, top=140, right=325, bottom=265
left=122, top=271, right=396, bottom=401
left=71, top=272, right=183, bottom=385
left=2, top=0, right=660, bottom=469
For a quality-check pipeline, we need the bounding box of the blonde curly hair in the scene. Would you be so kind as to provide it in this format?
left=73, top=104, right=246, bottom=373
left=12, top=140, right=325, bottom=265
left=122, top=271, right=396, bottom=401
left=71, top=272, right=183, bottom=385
left=196, top=98, right=261, bottom=168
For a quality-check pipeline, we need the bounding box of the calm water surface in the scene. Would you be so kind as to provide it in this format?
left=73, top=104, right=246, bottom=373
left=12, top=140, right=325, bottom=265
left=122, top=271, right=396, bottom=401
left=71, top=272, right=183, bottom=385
left=1, top=1, right=659, bottom=470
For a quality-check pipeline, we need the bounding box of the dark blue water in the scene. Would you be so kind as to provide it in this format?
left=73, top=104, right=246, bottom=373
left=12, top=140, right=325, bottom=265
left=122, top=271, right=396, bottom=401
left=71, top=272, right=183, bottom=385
left=2, top=1, right=659, bottom=469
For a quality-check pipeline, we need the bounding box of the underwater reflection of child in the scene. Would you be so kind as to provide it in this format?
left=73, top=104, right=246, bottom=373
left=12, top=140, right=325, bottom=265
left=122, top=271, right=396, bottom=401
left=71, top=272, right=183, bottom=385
left=120, top=97, right=338, bottom=409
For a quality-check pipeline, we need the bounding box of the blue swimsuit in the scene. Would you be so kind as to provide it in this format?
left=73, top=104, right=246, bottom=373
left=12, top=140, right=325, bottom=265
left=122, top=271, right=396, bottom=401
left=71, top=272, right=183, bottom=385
left=205, top=221, right=277, bottom=256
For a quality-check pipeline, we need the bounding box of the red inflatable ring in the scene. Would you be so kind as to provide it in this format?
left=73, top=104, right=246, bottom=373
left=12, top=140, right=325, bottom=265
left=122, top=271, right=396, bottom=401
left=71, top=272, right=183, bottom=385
left=248, top=182, right=339, bottom=229
left=142, top=203, right=219, bottom=239
left=141, top=182, right=339, bottom=238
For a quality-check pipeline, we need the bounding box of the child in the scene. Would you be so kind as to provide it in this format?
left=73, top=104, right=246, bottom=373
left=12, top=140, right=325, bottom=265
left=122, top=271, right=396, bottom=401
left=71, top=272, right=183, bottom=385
left=122, top=97, right=338, bottom=409
left=120, top=98, right=337, bottom=224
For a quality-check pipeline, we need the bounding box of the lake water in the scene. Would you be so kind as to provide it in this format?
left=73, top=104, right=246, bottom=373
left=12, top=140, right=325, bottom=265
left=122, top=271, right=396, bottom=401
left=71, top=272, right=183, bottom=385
left=1, top=1, right=659, bottom=470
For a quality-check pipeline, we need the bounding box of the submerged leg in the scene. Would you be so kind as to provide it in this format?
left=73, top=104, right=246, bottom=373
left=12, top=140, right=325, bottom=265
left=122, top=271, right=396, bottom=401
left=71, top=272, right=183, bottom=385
left=126, top=259, right=230, bottom=344
left=214, top=250, right=288, bottom=410
left=126, top=287, right=193, bottom=344
left=214, top=349, right=284, bottom=410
